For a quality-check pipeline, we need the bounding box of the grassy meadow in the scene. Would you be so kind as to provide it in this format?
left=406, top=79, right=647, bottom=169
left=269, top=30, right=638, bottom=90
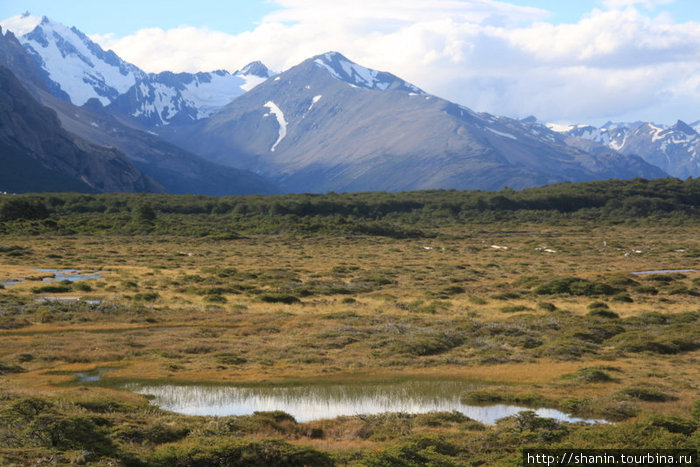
left=0, top=179, right=698, bottom=465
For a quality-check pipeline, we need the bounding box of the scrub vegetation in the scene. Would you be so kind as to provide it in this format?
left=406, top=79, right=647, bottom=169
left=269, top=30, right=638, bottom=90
left=0, top=178, right=698, bottom=465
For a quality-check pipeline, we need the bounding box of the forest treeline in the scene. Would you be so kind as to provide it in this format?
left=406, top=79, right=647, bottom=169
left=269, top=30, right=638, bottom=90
left=1, top=177, right=698, bottom=236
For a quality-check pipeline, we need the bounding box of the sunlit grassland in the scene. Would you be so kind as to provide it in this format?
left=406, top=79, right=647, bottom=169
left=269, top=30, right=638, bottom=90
left=0, top=213, right=698, bottom=464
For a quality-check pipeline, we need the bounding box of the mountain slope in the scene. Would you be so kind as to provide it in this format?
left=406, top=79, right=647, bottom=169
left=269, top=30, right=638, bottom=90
left=163, top=52, right=666, bottom=193
left=551, top=121, right=700, bottom=178
left=0, top=65, right=162, bottom=193
left=30, top=91, right=279, bottom=196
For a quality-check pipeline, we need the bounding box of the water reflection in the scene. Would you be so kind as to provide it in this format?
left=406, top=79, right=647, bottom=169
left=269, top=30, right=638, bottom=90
left=124, top=380, right=606, bottom=425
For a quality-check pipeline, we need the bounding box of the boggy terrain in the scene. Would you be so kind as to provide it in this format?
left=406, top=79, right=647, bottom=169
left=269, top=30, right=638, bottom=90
left=0, top=181, right=699, bottom=465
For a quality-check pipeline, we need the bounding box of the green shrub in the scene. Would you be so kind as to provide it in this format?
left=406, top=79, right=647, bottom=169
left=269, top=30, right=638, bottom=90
left=259, top=294, right=300, bottom=304
left=0, top=198, right=50, bottom=220
left=414, top=411, right=476, bottom=427
left=500, top=305, right=529, bottom=313
left=73, top=282, right=92, bottom=292
left=113, top=422, right=190, bottom=445
left=587, top=309, right=620, bottom=319
left=538, top=338, right=597, bottom=360
left=691, top=400, right=700, bottom=421
left=391, top=332, right=462, bottom=356
left=133, top=292, right=159, bottom=302
left=149, top=437, right=332, bottom=467
left=620, top=386, right=677, bottom=402
left=363, top=434, right=460, bottom=467
left=535, top=277, right=619, bottom=296
left=215, top=353, right=247, bottom=365
left=204, top=294, right=227, bottom=303
left=31, top=285, right=72, bottom=294
left=562, top=367, right=613, bottom=383
left=0, top=363, right=26, bottom=375
left=461, top=390, right=503, bottom=404
left=25, top=414, right=116, bottom=455
left=648, top=415, right=697, bottom=435
left=611, top=293, right=633, bottom=303
left=492, top=291, right=520, bottom=300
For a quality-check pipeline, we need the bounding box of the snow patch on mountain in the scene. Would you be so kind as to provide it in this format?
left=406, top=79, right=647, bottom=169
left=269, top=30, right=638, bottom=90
left=239, top=74, right=268, bottom=91
left=487, top=127, right=517, bottom=140
left=546, top=123, right=575, bottom=133
left=308, top=95, right=322, bottom=111
left=264, top=101, right=287, bottom=152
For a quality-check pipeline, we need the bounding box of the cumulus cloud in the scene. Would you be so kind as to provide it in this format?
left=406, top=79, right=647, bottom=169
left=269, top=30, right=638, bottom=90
left=92, top=0, right=700, bottom=124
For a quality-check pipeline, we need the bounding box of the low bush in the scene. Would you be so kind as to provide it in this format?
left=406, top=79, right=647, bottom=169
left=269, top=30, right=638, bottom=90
left=587, top=309, right=620, bottom=319
left=648, top=415, right=697, bottom=435
left=31, top=284, right=72, bottom=294
left=215, top=353, right=247, bottom=365
left=149, top=437, right=332, bottom=467
left=620, top=386, right=677, bottom=402
left=259, top=294, right=301, bottom=304
left=391, top=332, right=462, bottom=356
left=535, top=277, right=619, bottom=296
left=133, top=292, right=159, bottom=302
left=562, top=367, right=614, bottom=383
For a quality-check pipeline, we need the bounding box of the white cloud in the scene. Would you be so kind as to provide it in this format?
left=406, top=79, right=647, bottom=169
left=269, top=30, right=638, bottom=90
left=92, top=0, right=700, bottom=124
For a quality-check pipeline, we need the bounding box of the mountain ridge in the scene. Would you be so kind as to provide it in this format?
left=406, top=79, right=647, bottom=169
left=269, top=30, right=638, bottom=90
left=550, top=120, right=700, bottom=178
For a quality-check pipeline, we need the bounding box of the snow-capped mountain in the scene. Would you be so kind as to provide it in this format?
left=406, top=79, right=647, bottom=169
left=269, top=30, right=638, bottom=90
left=0, top=13, right=146, bottom=105
left=0, top=25, right=278, bottom=196
left=1, top=14, right=275, bottom=127
left=550, top=120, right=700, bottom=178
left=160, top=51, right=665, bottom=193
left=108, top=62, right=275, bottom=126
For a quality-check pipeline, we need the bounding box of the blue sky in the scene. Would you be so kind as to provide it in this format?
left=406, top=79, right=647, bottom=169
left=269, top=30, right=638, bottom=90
left=0, top=0, right=278, bottom=36
left=1, top=1, right=699, bottom=125
left=4, top=0, right=699, bottom=37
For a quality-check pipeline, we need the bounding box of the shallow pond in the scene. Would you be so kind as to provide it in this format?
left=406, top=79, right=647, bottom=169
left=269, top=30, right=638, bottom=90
left=36, top=269, right=104, bottom=282
left=122, top=380, right=606, bottom=425
left=2, top=268, right=105, bottom=287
